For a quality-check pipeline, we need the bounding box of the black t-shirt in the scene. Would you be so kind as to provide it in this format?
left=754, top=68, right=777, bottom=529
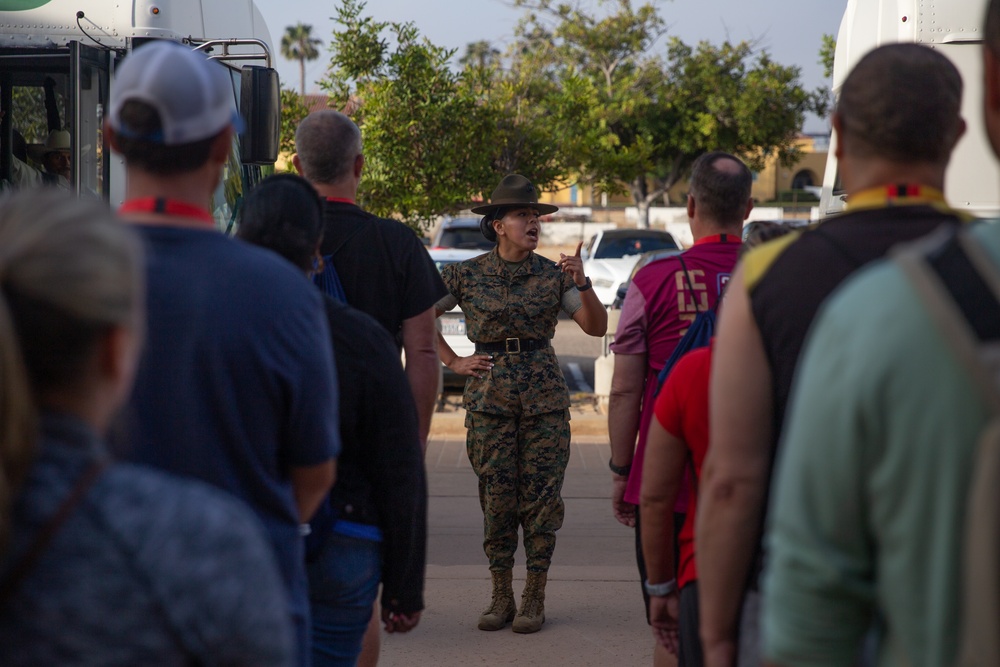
left=750, top=205, right=964, bottom=442
left=321, top=201, right=447, bottom=346
left=320, top=296, right=427, bottom=613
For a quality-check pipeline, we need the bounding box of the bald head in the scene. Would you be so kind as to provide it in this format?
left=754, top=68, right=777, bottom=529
left=836, top=44, right=963, bottom=165
left=688, top=151, right=753, bottom=228
left=294, top=110, right=363, bottom=185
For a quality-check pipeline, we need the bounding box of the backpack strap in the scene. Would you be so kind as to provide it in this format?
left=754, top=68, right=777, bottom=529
left=894, top=227, right=1000, bottom=667
left=894, top=228, right=1000, bottom=412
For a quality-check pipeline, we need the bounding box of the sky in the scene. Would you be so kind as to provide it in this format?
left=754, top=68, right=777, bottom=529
left=254, top=0, right=847, bottom=132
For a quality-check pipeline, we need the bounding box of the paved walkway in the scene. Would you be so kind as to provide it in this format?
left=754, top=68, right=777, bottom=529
left=378, top=427, right=654, bottom=666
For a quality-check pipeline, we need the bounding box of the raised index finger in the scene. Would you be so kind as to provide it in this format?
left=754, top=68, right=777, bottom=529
left=574, top=241, right=583, bottom=257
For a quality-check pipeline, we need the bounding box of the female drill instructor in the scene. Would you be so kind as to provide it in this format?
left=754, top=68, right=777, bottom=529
left=435, top=174, right=607, bottom=634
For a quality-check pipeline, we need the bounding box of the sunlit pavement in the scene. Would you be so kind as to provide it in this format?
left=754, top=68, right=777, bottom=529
left=377, top=417, right=655, bottom=666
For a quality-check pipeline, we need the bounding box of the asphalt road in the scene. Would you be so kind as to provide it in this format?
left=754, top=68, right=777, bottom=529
left=553, top=312, right=605, bottom=393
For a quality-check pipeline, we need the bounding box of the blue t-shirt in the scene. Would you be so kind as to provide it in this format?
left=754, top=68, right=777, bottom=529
left=123, top=225, right=340, bottom=646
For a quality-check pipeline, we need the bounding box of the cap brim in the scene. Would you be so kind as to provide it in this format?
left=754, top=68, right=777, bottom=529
left=470, top=202, right=559, bottom=215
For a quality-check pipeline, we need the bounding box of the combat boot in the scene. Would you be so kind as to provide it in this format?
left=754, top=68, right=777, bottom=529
left=478, top=570, right=516, bottom=631
left=512, top=570, right=546, bottom=634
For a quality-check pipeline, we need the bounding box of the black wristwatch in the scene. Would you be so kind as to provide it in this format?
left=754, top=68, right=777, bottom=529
left=577, top=277, right=593, bottom=292
left=608, top=458, right=631, bottom=476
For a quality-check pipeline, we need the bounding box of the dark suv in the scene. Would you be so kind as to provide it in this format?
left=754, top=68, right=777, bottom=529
left=431, top=216, right=496, bottom=250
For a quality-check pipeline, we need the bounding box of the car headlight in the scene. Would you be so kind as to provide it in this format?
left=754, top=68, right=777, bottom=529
left=593, top=277, right=615, bottom=289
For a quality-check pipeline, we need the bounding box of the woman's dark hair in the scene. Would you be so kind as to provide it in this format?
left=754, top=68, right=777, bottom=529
left=236, top=174, right=324, bottom=271
left=479, top=206, right=509, bottom=243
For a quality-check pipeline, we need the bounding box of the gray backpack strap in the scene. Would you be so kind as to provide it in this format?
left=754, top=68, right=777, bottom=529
left=894, top=228, right=1000, bottom=667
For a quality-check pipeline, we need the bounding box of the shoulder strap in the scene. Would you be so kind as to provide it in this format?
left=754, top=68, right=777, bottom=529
left=894, top=228, right=1000, bottom=412
left=0, top=459, right=107, bottom=607
left=894, top=228, right=1000, bottom=667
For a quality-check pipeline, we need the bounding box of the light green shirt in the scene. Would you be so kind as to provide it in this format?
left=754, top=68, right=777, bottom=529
left=762, top=221, right=1000, bottom=666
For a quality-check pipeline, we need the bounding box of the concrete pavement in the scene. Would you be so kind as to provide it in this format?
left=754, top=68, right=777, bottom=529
left=377, top=411, right=654, bottom=666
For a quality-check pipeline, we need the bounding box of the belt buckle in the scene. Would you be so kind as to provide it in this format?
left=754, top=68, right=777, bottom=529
left=505, top=337, right=521, bottom=354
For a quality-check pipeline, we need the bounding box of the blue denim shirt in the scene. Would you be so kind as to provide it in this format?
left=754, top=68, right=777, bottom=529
left=0, top=412, right=294, bottom=666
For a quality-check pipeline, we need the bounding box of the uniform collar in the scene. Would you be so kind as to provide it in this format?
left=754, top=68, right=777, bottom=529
left=483, top=247, right=545, bottom=277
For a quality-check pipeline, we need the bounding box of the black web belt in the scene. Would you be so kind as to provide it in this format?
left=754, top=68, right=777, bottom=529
left=475, top=338, right=550, bottom=354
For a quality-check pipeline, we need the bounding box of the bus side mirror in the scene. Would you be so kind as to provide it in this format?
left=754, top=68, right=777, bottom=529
left=240, top=66, right=280, bottom=165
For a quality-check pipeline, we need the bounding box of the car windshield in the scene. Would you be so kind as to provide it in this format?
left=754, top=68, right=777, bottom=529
left=594, top=235, right=678, bottom=259
left=439, top=228, right=495, bottom=250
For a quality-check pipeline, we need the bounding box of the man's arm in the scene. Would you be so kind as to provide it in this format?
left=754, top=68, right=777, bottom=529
left=401, top=306, right=440, bottom=452
left=290, top=460, right=336, bottom=522
left=696, top=265, right=774, bottom=667
left=608, top=351, right=646, bottom=527
left=640, top=417, right=687, bottom=653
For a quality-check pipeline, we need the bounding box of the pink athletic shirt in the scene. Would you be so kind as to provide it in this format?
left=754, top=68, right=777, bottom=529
left=610, top=234, right=740, bottom=506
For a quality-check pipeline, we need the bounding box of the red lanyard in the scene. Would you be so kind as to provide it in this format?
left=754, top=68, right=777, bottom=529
left=119, top=198, right=215, bottom=225
left=695, top=233, right=742, bottom=246
left=325, top=197, right=355, bottom=205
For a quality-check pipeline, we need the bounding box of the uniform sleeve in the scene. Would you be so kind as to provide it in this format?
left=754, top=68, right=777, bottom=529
left=762, top=287, right=876, bottom=665
left=282, top=288, right=341, bottom=465
left=399, top=231, right=448, bottom=321
left=561, top=287, right=583, bottom=315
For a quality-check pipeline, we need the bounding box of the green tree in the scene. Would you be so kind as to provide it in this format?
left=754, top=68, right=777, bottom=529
left=819, top=34, right=836, bottom=79
left=281, top=23, right=322, bottom=96
left=278, top=87, right=313, bottom=166
left=460, top=40, right=501, bottom=69
left=512, top=0, right=826, bottom=227
left=321, top=0, right=572, bottom=230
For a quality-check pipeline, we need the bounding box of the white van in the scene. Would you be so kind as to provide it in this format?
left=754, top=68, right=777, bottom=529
left=819, top=0, right=1000, bottom=218
left=0, top=0, right=280, bottom=227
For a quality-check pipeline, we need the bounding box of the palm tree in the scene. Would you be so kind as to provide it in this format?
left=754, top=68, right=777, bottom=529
left=459, top=40, right=501, bottom=69
left=281, top=23, right=322, bottom=96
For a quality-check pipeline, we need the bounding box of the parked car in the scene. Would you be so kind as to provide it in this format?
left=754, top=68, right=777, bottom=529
left=429, top=247, right=489, bottom=391
left=582, top=229, right=680, bottom=306
left=430, top=216, right=496, bottom=251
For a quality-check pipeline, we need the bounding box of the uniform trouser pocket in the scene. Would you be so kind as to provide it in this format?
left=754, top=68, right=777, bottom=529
left=466, top=410, right=570, bottom=571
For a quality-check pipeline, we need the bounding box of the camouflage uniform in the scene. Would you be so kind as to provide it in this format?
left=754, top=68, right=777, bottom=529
left=439, top=248, right=579, bottom=573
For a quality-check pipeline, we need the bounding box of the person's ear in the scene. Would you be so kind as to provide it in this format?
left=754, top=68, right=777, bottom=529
left=831, top=112, right=846, bottom=162
left=686, top=193, right=695, bottom=220
left=743, top=197, right=754, bottom=220
left=104, top=121, right=121, bottom=153
left=354, top=153, right=364, bottom=179
left=98, top=324, right=141, bottom=408
left=292, top=154, right=305, bottom=177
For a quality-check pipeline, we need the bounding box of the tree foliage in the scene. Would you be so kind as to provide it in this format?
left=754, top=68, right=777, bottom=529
left=321, top=0, right=574, bottom=230
left=510, top=0, right=827, bottom=226
left=278, top=87, right=313, bottom=166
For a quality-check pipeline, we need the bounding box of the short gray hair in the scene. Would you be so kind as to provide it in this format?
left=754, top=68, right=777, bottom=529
left=294, top=110, right=363, bottom=185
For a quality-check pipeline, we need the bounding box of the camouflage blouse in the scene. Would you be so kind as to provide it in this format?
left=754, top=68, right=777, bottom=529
left=438, top=249, right=582, bottom=417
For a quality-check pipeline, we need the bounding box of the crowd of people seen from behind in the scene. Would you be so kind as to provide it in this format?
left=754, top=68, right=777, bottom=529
left=3, top=2, right=1000, bottom=665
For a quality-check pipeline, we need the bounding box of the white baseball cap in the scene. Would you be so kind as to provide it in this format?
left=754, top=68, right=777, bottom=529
left=108, top=40, right=242, bottom=145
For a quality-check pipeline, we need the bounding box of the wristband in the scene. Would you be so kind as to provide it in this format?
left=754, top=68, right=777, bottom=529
left=608, top=458, right=631, bottom=476
left=644, top=578, right=677, bottom=597
left=577, top=277, right=593, bottom=292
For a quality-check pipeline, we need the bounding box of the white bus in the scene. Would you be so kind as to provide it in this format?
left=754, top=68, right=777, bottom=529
left=819, top=0, right=1000, bottom=218
left=0, top=0, right=280, bottom=228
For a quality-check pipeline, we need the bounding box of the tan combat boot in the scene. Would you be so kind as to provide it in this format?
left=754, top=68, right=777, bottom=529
left=512, top=570, right=546, bottom=634
left=478, top=570, right=517, bottom=631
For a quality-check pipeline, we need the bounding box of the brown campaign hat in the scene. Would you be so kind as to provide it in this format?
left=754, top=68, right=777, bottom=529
left=471, top=174, right=559, bottom=216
